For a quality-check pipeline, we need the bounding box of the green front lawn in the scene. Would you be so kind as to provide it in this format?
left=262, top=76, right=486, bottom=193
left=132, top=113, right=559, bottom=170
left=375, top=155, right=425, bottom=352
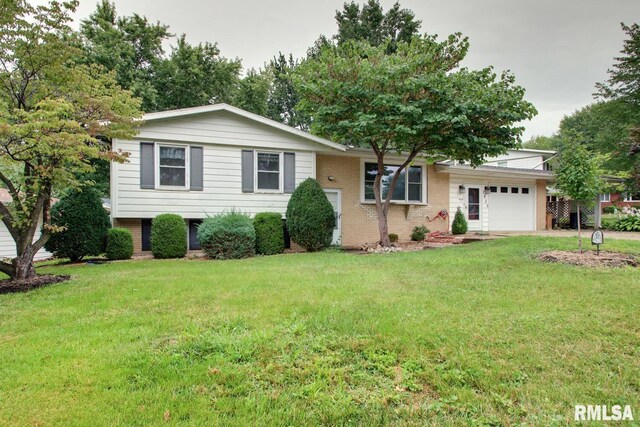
left=1, top=237, right=639, bottom=425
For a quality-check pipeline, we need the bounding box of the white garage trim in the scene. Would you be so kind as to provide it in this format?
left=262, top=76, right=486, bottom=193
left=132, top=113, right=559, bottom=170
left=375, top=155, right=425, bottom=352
left=449, top=174, right=539, bottom=232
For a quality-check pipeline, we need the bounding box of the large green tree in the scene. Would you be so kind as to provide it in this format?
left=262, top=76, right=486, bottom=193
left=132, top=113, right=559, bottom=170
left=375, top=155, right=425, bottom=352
left=265, top=53, right=310, bottom=130
left=596, top=22, right=640, bottom=189
left=294, top=36, right=536, bottom=246
left=334, top=0, right=421, bottom=50
left=0, top=0, right=141, bottom=280
left=80, top=0, right=170, bottom=112
left=235, top=68, right=271, bottom=116
left=154, top=35, right=242, bottom=110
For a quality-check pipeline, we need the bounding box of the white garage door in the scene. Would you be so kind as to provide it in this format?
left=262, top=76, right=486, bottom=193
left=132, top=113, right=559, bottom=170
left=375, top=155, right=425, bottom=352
left=488, top=185, right=535, bottom=231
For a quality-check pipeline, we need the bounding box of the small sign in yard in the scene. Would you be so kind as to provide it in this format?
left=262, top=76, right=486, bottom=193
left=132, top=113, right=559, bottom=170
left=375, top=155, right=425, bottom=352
left=591, top=230, right=604, bottom=255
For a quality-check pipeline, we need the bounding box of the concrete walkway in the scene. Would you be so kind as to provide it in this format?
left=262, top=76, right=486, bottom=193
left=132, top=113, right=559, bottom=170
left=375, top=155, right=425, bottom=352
left=487, top=230, right=640, bottom=241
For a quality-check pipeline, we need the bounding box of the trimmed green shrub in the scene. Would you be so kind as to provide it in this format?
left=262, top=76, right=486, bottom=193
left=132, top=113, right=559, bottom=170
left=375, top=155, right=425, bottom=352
left=45, top=188, right=111, bottom=261
left=611, top=215, right=640, bottom=231
left=254, top=212, right=284, bottom=255
left=286, top=178, right=335, bottom=251
left=411, top=225, right=429, bottom=241
left=151, top=214, right=187, bottom=258
left=451, top=208, right=468, bottom=235
left=106, top=228, right=134, bottom=260
left=389, top=233, right=399, bottom=243
left=198, top=212, right=256, bottom=260
left=602, top=206, right=617, bottom=214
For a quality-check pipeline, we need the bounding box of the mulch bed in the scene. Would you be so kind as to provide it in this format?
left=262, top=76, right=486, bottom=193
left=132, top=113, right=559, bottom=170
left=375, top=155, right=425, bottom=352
left=537, top=250, right=639, bottom=268
left=0, top=275, right=70, bottom=294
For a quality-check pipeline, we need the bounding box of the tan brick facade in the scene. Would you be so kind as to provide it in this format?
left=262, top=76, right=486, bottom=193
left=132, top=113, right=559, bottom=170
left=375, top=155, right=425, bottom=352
left=113, top=218, right=143, bottom=253
left=316, top=154, right=450, bottom=247
left=536, top=179, right=548, bottom=230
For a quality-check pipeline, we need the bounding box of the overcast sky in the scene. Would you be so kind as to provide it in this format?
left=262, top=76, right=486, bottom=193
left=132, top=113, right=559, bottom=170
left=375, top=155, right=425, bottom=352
left=57, top=0, right=640, bottom=140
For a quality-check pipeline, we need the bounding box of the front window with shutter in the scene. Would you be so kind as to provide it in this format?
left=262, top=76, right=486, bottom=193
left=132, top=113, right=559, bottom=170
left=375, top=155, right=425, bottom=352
left=158, top=145, right=188, bottom=188
left=256, top=152, right=281, bottom=191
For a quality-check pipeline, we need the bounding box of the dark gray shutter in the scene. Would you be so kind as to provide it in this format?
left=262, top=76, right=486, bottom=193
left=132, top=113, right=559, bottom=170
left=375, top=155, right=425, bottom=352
left=241, top=150, right=254, bottom=193
left=140, top=142, right=155, bottom=189
left=284, top=152, right=296, bottom=193
left=190, top=146, right=203, bottom=191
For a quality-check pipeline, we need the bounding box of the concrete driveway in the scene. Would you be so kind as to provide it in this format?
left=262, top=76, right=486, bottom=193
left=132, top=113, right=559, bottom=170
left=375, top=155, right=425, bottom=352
left=489, top=230, right=640, bottom=241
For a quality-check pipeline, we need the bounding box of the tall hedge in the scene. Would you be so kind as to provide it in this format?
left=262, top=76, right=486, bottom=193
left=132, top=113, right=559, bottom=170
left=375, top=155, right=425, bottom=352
left=451, top=208, right=468, bottom=235
left=254, top=212, right=284, bottom=255
left=151, top=214, right=187, bottom=258
left=286, top=178, right=335, bottom=251
left=44, top=188, right=111, bottom=261
left=106, top=228, right=134, bottom=260
left=197, top=212, right=255, bottom=260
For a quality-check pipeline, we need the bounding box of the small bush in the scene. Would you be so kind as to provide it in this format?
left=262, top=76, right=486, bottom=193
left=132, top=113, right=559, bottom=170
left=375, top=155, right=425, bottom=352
left=254, top=212, right=284, bottom=255
left=45, top=188, right=111, bottom=261
left=602, top=206, right=617, bottom=214
left=451, top=208, right=468, bottom=235
left=198, top=212, right=256, bottom=260
left=106, top=228, right=134, bottom=260
left=389, top=233, right=399, bottom=243
left=286, top=178, right=335, bottom=251
left=611, top=215, right=640, bottom=231
left=411, top=225, right=429, bottom=241
left=151, top=214, right=187, bottom=258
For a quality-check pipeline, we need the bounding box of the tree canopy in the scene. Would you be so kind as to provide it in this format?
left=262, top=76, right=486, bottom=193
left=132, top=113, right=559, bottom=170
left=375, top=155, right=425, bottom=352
left=0, top=0, right=142, bottom=280
left=294, top=35, right=536, bottom=245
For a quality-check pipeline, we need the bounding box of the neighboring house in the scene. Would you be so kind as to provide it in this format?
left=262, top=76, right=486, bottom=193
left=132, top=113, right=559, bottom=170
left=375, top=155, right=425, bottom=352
left=599, top=192, right=640, bottom=211
left=0, top=188, right=52, bottom=262
left=110, top=104, right=554, bottom=251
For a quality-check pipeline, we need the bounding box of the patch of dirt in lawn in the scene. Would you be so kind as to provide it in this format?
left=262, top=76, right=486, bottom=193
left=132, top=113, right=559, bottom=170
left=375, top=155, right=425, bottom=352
left=0, top=275, right=70, bottom=294
left=537, top=250, right=638, bottom=268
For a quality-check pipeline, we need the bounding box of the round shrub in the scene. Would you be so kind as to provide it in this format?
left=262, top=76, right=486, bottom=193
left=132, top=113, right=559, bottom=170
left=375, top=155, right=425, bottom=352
left=286, top=178, right=335, bottom=251
left=151, top=214, right=187, bottom=258
left=45, top=187, right=111, bottom=261
left=451, top=208, right=468, bottom=235
left=106, top=228, right=134, bottom=260
left=198, top=212, right=255, bottom=260
left=389, top=233, right=399, bottom=243
left=602, top=206, right=617, bottom=214
left=411, top=225, right=429, bottom=241
left=254, top=212, right=284, bottom=255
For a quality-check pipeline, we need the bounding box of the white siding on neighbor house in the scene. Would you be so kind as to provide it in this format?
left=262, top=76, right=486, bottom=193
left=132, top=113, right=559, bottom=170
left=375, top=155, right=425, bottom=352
left=483, top=150, right=546, bottom=170
left=449, top=174, right=538, bottom=232
left=0, top=218, right=51, bottom=261
left=112, top=140, right=315, bottom=219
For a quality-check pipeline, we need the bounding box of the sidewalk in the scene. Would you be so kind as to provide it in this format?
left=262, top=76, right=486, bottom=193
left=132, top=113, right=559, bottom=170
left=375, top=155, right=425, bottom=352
left=489, top=230, right=640, bottom=241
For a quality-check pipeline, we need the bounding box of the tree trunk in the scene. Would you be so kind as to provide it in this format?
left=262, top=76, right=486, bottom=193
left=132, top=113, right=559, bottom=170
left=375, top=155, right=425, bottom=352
left=577, top=204, right=582, bottom=254
left=12, top=247, right=37, bottom=280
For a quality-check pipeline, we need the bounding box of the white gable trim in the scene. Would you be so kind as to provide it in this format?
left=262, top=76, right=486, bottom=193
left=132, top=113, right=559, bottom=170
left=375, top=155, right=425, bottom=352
left=142, top=103, right=346, bottom=152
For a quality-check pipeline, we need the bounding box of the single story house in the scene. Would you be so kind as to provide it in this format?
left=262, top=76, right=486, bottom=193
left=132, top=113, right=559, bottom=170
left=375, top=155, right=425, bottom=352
left=599, top=192, right=640, bottom=211
left=109, top=104, right=554, bottom=251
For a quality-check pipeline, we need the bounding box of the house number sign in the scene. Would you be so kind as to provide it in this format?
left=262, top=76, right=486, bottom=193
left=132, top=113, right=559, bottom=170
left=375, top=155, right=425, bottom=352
left=591, top=230, right=604, bottom=255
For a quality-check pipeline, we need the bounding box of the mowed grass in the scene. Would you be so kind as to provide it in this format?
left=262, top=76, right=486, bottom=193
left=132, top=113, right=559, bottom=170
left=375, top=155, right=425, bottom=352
left=0, top=237, right=639, bottom=426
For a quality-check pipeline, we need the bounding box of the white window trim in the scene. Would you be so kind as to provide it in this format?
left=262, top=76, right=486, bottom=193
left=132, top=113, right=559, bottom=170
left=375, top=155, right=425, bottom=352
left=155, top=143, right=189, bottom=190
left=600, top=193, right=611, bottom=202
left=359, top=158, right=428, bottom=205
left=254, top=150, right=283, bottom=193
left=624, top=193, right=640, bottom=202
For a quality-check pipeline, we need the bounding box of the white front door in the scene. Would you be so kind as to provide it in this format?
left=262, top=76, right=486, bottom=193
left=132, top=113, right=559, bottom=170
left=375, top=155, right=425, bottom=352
left=466, top=186, right=482, bottom=230
left=323, top=189, right=342, bottom=245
